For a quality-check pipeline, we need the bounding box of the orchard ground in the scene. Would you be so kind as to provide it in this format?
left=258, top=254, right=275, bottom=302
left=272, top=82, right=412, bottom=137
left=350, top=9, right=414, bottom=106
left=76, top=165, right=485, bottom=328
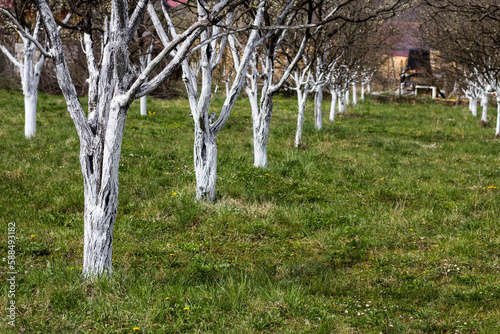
left=0, top=89, right=498, bottom=333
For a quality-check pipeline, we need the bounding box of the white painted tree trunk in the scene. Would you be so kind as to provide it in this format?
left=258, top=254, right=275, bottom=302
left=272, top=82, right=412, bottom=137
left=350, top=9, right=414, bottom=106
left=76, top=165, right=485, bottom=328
left=481, top=92, right=489, bottom=124
left=254, top=94, right=272, bottom=167
left=361, top=83, right=365, bottom=101
left=496, top=97, right=500, bottom=138
left=140, top=96, right=147, bottom=116
left=295, top=89, right=308, bottom=147
left=345, top=86, right=350, bottom=106
left=329, top=89, right=337, bottom=121
left=470, top=98, right=478, bottom=117
left=81, top=101, right=126, bottom=278
left=352, top=82, right=357, bottom=105
left=193, top=126, right=217, bottom=201
left=314, top=88, right=323, bottom=130
left=24, top=92, right=37, bottom=138
left=338, top=91, right=345, bottom=114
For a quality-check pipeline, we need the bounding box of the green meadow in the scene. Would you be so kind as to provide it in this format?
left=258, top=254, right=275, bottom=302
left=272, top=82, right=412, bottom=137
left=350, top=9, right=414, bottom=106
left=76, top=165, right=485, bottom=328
left=0, top=89, right=498, bottom=333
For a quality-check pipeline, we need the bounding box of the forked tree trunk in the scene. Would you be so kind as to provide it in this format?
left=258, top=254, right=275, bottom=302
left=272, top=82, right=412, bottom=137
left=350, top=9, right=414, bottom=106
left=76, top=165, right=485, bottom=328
left=314, top=88, right=323, bottom=130
left=329, top=88, right=337, bottom=121
left=82, top=102, right=127, bottom=278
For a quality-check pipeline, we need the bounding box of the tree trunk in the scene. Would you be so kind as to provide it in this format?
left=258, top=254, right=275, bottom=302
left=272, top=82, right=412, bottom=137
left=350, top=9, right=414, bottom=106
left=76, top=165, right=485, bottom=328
left=24, top=92, right=37, bottom=139
left=352, top=82, right=357, bottom=105
left=295, top=90, right=308, bottom=147
left=361, top=83, right=365, bottom=101
left=470, top=97, right=477, bottom=117
left=345, top=87, right=350, bottom=106
left=338, top=91, right=345, bottom=114
left=82, top=103, right=127, bottom=279
left=193, top=126, right=217, bottom=201
left=329, top=88, right=337, bottom=121
left=481, top=92, right=488, bottom=125
left=140, top=96, right=147, bottom=116
left=253, top=95, right=272, bottom=167
left=314, top=88, right=323, bottom=130
left=496, top=98, right=500, bottom=138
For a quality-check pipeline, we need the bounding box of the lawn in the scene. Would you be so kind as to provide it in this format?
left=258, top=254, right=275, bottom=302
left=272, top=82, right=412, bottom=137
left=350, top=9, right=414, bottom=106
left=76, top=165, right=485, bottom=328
left=0, top=89, right=498, bottom=333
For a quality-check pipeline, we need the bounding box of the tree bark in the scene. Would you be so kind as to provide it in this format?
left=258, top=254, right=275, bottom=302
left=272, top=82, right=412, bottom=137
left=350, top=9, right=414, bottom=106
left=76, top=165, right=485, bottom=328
left=361, top=82, right=365, bottom=101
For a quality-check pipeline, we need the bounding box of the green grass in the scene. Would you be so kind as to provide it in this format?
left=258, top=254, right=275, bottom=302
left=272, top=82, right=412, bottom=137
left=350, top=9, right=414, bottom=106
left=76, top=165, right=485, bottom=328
left=0, top=89, right=499, bottom=333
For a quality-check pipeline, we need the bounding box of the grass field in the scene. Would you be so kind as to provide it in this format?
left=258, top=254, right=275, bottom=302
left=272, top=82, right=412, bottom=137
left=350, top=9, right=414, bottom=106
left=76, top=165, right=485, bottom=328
left=0, top=89, right=499, bottom=333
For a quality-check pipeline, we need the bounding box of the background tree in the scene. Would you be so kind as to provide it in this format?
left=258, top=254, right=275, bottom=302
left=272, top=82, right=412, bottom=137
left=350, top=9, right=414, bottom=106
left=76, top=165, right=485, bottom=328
left=0, top=1, right=70, bottom=138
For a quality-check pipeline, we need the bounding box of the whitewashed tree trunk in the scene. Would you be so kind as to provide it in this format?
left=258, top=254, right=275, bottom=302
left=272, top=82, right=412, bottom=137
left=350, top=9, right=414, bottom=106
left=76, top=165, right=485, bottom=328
left=481, top=92, right=489, bottom=124
left=294, top=88, right=308, bottom=147
left=314, top=88, right=323, bottom=130
left=361, top=82, right=365, bottom=101
left=338, top=91, right=345, bottom=114
left=352, top=81, right=357, bottom=105
left=329, top=88, right=337, bottom=121
left=496, top=97, right=500, bottom=138
left=470, top=98, right=478, bottom=117
left=139, top=40, right=153, bottom=116
left=345, top=86, right=350, bottom=106
left=140, top=96, right=147, bottom=116
left=193, top=124, right=218, bottom=201
left=0, top=13, right=46, bottom=139
left=254, top=93, right=273, bottom=167
left=24, top=92, right=38, bottom=138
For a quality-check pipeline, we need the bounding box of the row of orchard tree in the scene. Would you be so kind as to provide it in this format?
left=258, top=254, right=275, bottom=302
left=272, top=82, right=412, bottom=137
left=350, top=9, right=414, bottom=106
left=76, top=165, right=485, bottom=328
left=418, top=0, right=500, bottom=136
left=4, top=0, right=497, bottom=280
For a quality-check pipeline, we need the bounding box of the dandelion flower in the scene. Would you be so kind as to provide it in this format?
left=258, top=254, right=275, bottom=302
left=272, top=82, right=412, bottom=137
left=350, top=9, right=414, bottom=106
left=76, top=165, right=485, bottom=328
left=30, top=235, right=35, bottom=238
left=133, top=327, right=140, bottom=331
left=165, top=297, right=169, bottom=300
left=184, top=307, right=189, bottom=310
left=172, top=192, right=177, bottom=196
